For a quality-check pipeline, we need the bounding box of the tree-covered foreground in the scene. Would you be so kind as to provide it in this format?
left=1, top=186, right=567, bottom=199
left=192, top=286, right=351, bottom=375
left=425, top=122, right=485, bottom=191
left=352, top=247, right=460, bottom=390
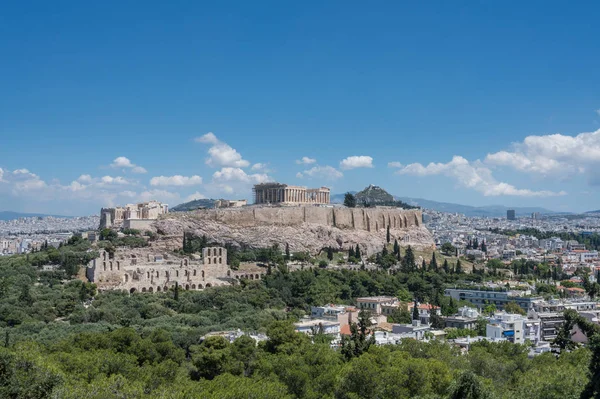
left=0, top=244, right=596, bottom=398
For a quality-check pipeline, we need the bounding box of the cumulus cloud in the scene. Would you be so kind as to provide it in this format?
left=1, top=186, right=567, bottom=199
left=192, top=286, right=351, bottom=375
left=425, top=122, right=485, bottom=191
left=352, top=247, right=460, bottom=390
left=195, top=132, right=250, bottom=168
left=398, top=156, right=565, bottom=197
left=388, top=161, right=403, bottom=168
left=77, top=174, right=93, bottom=183
left=109, top=156, right=147, bottom=174
left=251, top=163, right=271, bottom=172
left=296, top=156, right=316, bottom=165
left=150, top=175, right=203, bottom=187
left=0, top=168, right=4, bottom=182
left=183, top=191, right=207, bottom=202
left=297, top=165, right=343, bottom=180
left=212, top=167, right=270, bottom=184
left=100, top=176, right=131, bottom=185
left=485, top=129, right=600, bottom=182
left=340, top=156, right=374, bottom=170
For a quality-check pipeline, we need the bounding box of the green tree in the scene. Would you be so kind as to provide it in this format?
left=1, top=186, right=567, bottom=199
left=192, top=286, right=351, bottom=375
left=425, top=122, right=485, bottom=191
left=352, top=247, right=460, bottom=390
left=443, top=259, right=450, bottom=274
left=441, top=242, right=455, bottom=255
left=430, top=252, right=438, bottom=270
left=412, top=301, right=419, bottom=321
left=393, top=239, right=399, bottom=256
left=343, top=192, right=357, bottom=208
left=355, top=244, right=361, bottom=260
left=504, top=301, right=526, bottom=315
left=448, top=371, right=490, bottom=399
left=456, top=258, right=463, bottom=274
left=341, top=309, right=375, bottom=360
left=386, top=225, right=391, bottom=243
left=401, top=246, right=416, bottom=273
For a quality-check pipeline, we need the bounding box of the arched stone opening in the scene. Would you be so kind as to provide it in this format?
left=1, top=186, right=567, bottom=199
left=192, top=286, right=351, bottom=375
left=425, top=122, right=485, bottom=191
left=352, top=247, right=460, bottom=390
left=255, top=274, right=259, bottom=280
left=130, top=288, right=136, bottom=294
left=191, top=284, right=196, bottom=289
left=149, top=287, right=154, bottom=293
left=157, top=286, right=161, bottom=292
left=206, top=283, right=212, bottom=288
left=198, top=284, right=203, bottom=289
left=142, top=287, right=147, bottom=292
left=185, top=284, right=190, bottom=290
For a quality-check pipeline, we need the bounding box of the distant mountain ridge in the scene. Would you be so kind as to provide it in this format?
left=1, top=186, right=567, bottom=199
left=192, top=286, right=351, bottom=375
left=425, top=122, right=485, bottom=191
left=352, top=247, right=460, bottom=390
left=170, top=199, right=217, bottom=212
left=330, top=192, right=558, bottom=217
left=0, top=211, right=71, bottom=221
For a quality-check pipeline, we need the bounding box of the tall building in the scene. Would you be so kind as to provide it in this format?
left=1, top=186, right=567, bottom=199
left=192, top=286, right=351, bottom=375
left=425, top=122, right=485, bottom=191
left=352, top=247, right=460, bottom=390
left=507, top=209, right=516, bottom=220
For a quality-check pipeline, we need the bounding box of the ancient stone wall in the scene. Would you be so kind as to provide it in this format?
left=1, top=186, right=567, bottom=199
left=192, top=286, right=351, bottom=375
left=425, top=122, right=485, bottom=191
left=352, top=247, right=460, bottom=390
left=173, top=206, right=421, bottom=232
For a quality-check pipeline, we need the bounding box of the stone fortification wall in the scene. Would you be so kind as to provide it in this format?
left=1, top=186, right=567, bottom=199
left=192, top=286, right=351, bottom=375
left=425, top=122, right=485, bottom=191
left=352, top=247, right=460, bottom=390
left=169, top=206, right=421, bottom=232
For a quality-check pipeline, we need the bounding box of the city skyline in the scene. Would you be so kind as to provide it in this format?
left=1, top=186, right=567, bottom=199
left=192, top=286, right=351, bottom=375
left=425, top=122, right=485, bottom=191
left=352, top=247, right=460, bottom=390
left=2, top=2, right=600, bottom=215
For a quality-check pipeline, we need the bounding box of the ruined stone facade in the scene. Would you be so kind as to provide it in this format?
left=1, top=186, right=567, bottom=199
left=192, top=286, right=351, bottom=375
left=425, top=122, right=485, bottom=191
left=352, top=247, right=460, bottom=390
left=253, top=183, right=330, bottom=205
left=86, top=246, right=265, bottom=293
left=100, top=201, right=169, bottom=230
left=173, top=206, right=422, bottom=231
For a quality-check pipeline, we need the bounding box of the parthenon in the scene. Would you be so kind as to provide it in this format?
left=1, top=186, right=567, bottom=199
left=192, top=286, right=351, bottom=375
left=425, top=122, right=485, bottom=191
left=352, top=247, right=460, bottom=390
left=253, top=183, right=330, bottom=205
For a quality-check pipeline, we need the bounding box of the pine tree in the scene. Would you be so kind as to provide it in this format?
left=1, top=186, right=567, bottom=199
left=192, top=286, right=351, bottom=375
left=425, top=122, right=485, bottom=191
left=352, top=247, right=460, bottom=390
left=386, top=225, right=391, bottom=243
left=443, top=259, right=450, bottom=274
left=430, top=253, right=438, bottom=270
left=393, top=239, right=399, bottom=256
left=456, top=259, right=463, bottom=274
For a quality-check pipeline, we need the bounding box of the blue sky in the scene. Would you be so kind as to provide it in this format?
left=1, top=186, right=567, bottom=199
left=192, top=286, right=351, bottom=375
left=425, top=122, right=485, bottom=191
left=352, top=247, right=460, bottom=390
left=1, top=1, right=599, bottom=215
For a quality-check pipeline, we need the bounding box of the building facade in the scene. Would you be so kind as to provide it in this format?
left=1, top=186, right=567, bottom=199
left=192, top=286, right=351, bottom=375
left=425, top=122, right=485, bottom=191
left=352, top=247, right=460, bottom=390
left=253, top=183, right=330, bottom=205
left=444, top=288, right=541, bottom=312
left=86, top=246, right=266, bottom=293
left=99, top=201, right=168, bottom=229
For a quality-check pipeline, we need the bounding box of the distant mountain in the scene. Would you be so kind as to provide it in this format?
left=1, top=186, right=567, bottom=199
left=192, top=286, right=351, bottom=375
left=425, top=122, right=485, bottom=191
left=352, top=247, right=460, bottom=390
left=395, top=197, right=557, bottom=217
left=355, top=185, right=394, bottom=206
left=0, top=211, right=70, bottom=221
left=585, top=210, right=600, bottom=214
left=170, top=199, right=217, bottom=212
left=330, top=191, right=558, bottom=217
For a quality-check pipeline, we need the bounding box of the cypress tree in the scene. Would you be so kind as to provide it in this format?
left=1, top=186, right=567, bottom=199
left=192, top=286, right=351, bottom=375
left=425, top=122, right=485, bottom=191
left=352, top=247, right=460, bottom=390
left=386, top=225, right=391, bottom=243
left=285, top=243, right=290, bottom=260
left=174, top=282, right=179, bottom=301
left=393, top=239, right=399, bottom=256
left=382, top=245, right=388, bottom=257
left=355, top=244, right=361, bottom=260
left=349, top=246, right=355, bottom=259
left=443, top=259, right=450, bottom=274
left=456, top=259, right=463, bottom=274
left=422, top=259, right=427, bottom=271
left=430, top=253, right=438, bottom=270
left=412, top=301, right=419, bottom=321
left=481, top=240, right=487, bottom=253
left=327, top=247, right=334, bottom=261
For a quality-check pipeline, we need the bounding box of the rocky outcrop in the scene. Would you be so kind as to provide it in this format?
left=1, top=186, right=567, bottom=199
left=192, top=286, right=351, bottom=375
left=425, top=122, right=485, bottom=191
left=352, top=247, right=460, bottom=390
left=152, top=206, right=434, bottom=255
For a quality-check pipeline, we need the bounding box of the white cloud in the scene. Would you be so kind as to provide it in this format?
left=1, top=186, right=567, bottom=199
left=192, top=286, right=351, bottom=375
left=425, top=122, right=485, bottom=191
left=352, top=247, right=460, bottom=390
left=0, top=168, right=4, bottom=182
left=137, top=189, right=180, bottom=203
left=596, top=109, right=600, bottom=116
left=77, top=174, right=93, bottom=183
left=297, top=165, right=343, bottom=180
left=398, top=156, right=565, bottom=197
left=109, top=156, right=147, bottom=174
left=100, top=176, right=131, bottom=185
left=183, top=191, right=207, bottom=203
left=195, top=132, right=250, bottom=168
left=150, top=175, right=203, bottom=187
left=340, top=156, right=374, bottom=170
left=388, top=161, right=403, bottom=168
left=212, top=167, right=270, bottom=184
left=485, top=129, right=600, bottom=183
left=195, top=132, right=219, bottom=145
left=251, top=163, right=270, bottom=172
left=296, top=156, right=316, bottom=165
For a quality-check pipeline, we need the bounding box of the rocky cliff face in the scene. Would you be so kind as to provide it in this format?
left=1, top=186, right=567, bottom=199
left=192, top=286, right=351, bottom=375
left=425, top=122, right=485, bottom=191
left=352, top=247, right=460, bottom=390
left=152, top=206, right=434, bottom=255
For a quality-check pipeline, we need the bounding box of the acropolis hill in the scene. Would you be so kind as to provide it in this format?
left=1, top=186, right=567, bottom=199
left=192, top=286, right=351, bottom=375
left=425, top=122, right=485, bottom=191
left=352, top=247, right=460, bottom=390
left=152, top=206, right=434, bottom=255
